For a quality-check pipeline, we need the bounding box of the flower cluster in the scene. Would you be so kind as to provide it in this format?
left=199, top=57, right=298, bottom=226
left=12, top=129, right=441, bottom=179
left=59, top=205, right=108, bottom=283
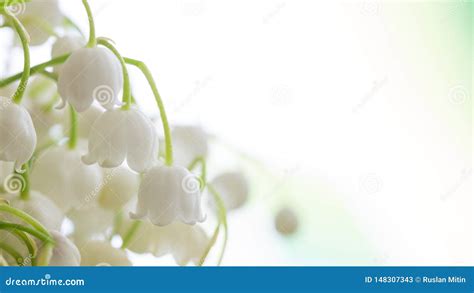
left=0, top=0, right=252, bottom=266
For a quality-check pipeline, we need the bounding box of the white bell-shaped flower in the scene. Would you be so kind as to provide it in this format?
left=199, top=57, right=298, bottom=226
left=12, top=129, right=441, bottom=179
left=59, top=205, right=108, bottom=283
left=166, top=126, right=208, bottom=167
left=58, top=47, right=123, bottom=112
left=131, top=165, right=205, bottom=226
left=68, top=205, right=114, bottom=244
left=275, top=207, right=299, bottom=236
left=120, top=220, right=208, bottom=266
left=67, top=104, right=103, bottom=139
left=98, top=166, right=139, bottom=211
left=30, top=145, right=103, bottom=212
left=4, top=191, right=64, bottom=230
left=0, top=97, right=36, bottom=171
left=82, top=108, right=158, bottom=173
left=51, top=36, right=85, bottom=73
left=48, top=231, right=81, bottom=266
left=80, top=241, right=131, bottom=266
left=17, top=0, right=63, bottom=46
left=211, top=172, right=249, bottom=210
left=0, top=161, right=14, bottom=191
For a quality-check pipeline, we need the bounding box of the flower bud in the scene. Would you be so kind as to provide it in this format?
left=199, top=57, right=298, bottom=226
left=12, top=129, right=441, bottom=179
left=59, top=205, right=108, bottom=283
left=275, top=207, right=298, bottom=236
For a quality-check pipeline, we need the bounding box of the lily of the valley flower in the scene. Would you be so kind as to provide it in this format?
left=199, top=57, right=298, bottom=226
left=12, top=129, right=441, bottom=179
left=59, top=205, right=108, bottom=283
left=30, top=145, right=103, bottom=212
left=0, top=97, right=37, bottom=171
left=275, top=207, right=299, bottom=236
left=48, top=231, right=81, bottom=266
left=82, top=108, right=158, bottom=173
left=131, top=165, right=205, bottom=226
left=17, top=0, right=63, bottom=46
left=98, top=166, right=139, bottom=211
left=58, top=47, right=123, bottom=112
left=120, top=220, right=209, bottom=266
left=51, top=36, right=85, bottom=73
left=79, top=241, right=131, bottom=266
left=167, top=126, right=208, bottom=167
left=68, top=204, right=114, bottom=244
left=211, top=172, right=249, bottom=210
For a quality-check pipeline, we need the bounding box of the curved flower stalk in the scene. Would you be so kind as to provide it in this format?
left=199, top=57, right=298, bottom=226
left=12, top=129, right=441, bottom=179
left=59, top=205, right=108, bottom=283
left=45, top=231, right=80, bottom=266
left=30, top=145, right=103, bottom=212
left=80, top=241, right=131, bottom=266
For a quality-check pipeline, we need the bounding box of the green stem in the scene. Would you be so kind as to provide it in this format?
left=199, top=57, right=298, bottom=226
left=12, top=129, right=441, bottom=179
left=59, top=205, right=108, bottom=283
left=82, top=0, right=96, bottom=47
left=17, top=164, right=30, bottom=200
left=36, top=242, right=54, bottom=266
left=39, top=70, right=58, bottom=81
left=4, top=9, right=30, bottom=104
left=0, top=242, right=23, bottom=266
left=63, top=16, right=85, bottom=37
left=198, top=222, right=220, bottom=266
left=207, top=184, right=228, bottom=265
left=68, top=105, right=77, bottom=149
left=97, top=38, right=131, bottom=110
left=0, top=54, right=70, bottom=88
left=124, top=57, right=173, bottom=166
left=11, top=230, right=37, bottom=265
left=188, top=156, right=207, bottom=191
left=0, top=204, right=50, bottom=237
left=121, top=221, right=142, bottom=249
left=0, top=222, right=53, bottom=244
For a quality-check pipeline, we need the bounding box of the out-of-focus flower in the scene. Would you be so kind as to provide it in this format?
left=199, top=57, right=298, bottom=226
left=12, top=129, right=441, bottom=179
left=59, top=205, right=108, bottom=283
left=130, top=165, right=205, bottom=226
left=47, top=231, right=81, bottom=266
left=275, top=207, right=298, bottom=236
left=57, top=47, right=123, bottom=112
left=98, top=166, right=139, bottom=211
left=121, top=220, right=209, bottom=266
left=211, top=171, right=249, bottom=210
left=17, top=0, right=63, bottom=46
left=68, top=204, right=114, bottom=244
left=167, top=126, right=208, bottom=167
left=30, top=145, right=103, bottom=212
left=51, top=36, right=85, bottom=73
left=82, top=108, right=158, bottom=173
left=0, top=97, right=37, bottom=171
left=80, top=241, right=131, bottom=266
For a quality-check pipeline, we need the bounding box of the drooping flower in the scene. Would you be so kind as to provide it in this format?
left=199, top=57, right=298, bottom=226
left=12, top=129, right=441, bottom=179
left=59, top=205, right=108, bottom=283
left=30, top=145, right=103, bottom=212
left=79, top=241, right=131, bottom=266
left=82, top=108, right=158, bottom=173
left=274, top=207, right=298, bottom=236
left=0, top=97, right=36, bottom=171
left=130, top=165, right=205, bottom=226
left=16, top=0, right=63, bottom=46
left=57, top=47, right=123, bottom=112
left=98, top=166, right=139, bottom=211
left=47, top=231, right=81, bottom=266
left=51, top=36, right=85, bottom=73
left=165, top=126, right=208, bottom=167
left=69, top=104, right=104, bottom=139
left=120, top=220, right=209, bottom=266
left=211, top=171, right=249, bottom=210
